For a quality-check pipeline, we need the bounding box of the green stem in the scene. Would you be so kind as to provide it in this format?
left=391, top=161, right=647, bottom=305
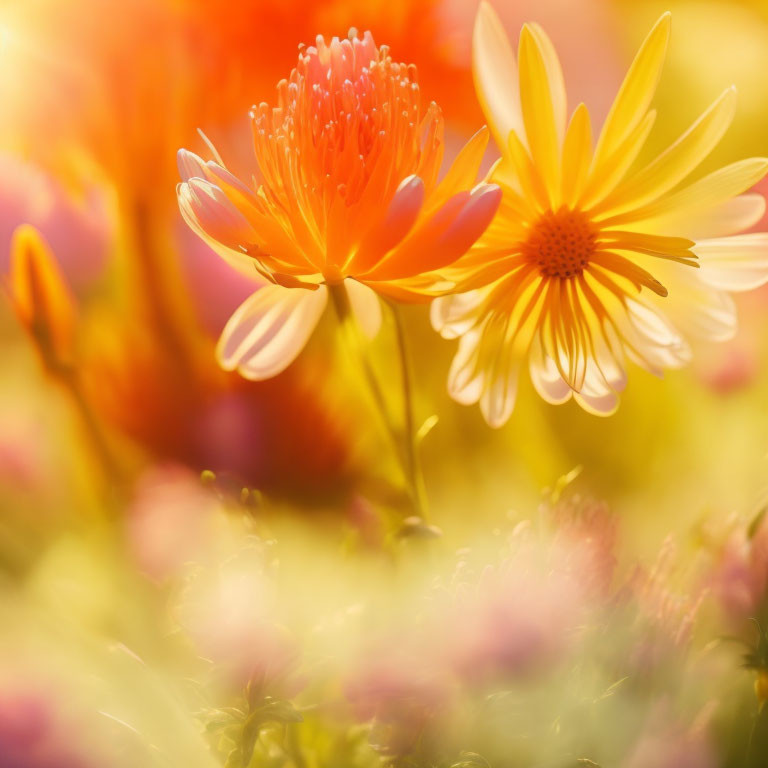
left=59, top=366, right=122, bottom=490
left=329, top=283, right=422, bottom=515
left=389, top=302, right=429, bottom=519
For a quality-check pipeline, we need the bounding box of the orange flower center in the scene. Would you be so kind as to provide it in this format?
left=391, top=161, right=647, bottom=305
left=522, top=208, right=597, bottom=279
left=251, top=31, right=430, bottom=209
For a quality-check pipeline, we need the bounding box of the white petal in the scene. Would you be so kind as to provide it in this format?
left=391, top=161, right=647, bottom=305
left=177, top=149, right=207, bottom=182
left=345, top=279, right=382, bottom=339
left=529, top=334, right=572, bottom=405
left=591, top=322, right=627, bottom=392
left=447, top=327, right=485, bottom=405
left=216, top=285, right=327, bottom=380
left=574, top=357, right=620, bottom=416
left=626, top=298, right=683, bottom=347
left=430, top=288, right=489, bottom=339
left=664, top=278, right=737, bottom=342
left=185, top=178, right=253, bottom=245
left=694, top=233, right=768, bottom=291
left=479, top=346, right=520, bottom=428
left=574, top=389, right=619, bottom=416
left=621, top=299, right=692, bottom=372
left=177, top=180, right=259, bottom=279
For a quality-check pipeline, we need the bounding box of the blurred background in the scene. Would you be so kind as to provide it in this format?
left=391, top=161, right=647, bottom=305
left=1, top=1, right=768, bottom=766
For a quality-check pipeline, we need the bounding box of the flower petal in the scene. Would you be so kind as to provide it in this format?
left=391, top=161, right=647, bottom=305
left=561, top=104, right=593, bottom=207
left=345, top=279, right=382, bottom=339
left=518, top=24, right=561, bottom=206
left=177, top=180, right=260, bottom=279
left=177, top=149, right=207, bottom=181
left=362, top=185, right=501, bottom=281
left=636, top=193, right=766, bottom=239
left=529, top=335, right=572, bottom=405
left=593, top=13, right=670, bottom=168
left=472, top=1, right=526, bottom=151
left=600, top=86, right=738, bottom=216
left=216, top=284, right=328, bottom=380
left=349, top=175, right=425, bottom=275
left=694, top=233, right=768, bottom=291
left=600, top=158, right=768, bottom=228
left=480, top=347, right=520, bottom=428
left=447, top=326, right=486, bottom=405
left=526, top=23, right=567, bottom=146
left=431, top=288, right=490, bottom=339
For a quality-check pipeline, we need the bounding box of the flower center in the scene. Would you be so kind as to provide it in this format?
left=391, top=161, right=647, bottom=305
left=251, top=31, right=428, bottom=208
left=522, top=208, right=596, bottom=279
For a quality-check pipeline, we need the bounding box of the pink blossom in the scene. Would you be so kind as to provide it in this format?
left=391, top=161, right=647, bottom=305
left=176, top=545, right=300, bottom=691
left=623, top=709, right=716, bottom=768
left=0, top=154, right=108, bottom=290
left=126, top=464, right=220, bottom=583
left=346, top=638, right=451, bottom=757
left=0, top=685, right=94, bottom=768
left=442, top=557, right=584, bottom=684
left=707, top=515, right=768, bottom=624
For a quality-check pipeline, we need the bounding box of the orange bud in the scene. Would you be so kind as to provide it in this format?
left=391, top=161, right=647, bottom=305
left=9, top=224, right=77, bottom=369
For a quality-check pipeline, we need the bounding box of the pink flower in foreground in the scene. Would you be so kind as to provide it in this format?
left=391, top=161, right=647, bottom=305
left=623, top=708, right=716, bottom=768
left=622, top=538, right=705, bottom=673
left=442, top=554, right=585, bottom=684
left=706, top=514, right=768, bottom=624
left=0, top=684, right=94, bottom=768
left=178, top=31, right=500, bottom=380
left=346, top=638, right=451, bottom=757
left=549, top=495, right=618, bottom=598
left=125, top=464, right=220, bottom=583
left=176, top=545, right=299, bottom=691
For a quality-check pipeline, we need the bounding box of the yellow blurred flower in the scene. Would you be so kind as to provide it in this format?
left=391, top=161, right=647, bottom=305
left=432, top=4, right=768, bottom=426
left=178, top=31, right=501, bottom=380
left=8, top=225, right=77, bottom=373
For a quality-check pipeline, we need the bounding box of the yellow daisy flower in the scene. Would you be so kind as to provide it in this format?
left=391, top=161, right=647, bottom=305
left=432, top=4, right=768, bottom=426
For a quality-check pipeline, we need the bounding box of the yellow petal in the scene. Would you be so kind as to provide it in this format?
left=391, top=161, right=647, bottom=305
left=527, top=23, right=567, bottom=145
left=561, top=104, right=593, bottom=207
left=472, top=1, right=525, bottom=151
left=636, top=193, right=766, bottom=239
left=427, top=126, right=490, bottom=215
left=600, top=157, right=768, bottom=227
left=506, top=130, right=549, bottom=212
left=593, top=13, right=671, bottom=169
left=580, top=110, right=656, bottom=211
left=518, top=24, right=561, bottom=206
left=600, top=86, right=738, bottom=216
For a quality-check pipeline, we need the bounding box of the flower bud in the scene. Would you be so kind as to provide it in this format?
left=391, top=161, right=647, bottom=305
left=9, top=225, right=77, bottom=371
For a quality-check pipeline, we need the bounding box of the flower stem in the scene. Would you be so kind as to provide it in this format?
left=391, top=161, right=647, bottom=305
left=389, top=302, right=429, bottom=519
left=329, top=283, right=424, bottom=517
left=59, top=366, right=122, bottom=489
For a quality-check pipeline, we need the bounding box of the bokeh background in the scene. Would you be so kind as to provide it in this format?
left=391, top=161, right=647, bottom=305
left=1, top=1, right=768, bottom=766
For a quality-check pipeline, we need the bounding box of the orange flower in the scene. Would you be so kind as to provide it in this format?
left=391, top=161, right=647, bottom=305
left=8, top=225, right=77, bottom=372
left=178, top=31, right=500, bottom=380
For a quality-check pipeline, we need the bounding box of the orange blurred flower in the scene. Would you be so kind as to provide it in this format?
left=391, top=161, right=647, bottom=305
left=8, top=225, right=77, bottom=373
